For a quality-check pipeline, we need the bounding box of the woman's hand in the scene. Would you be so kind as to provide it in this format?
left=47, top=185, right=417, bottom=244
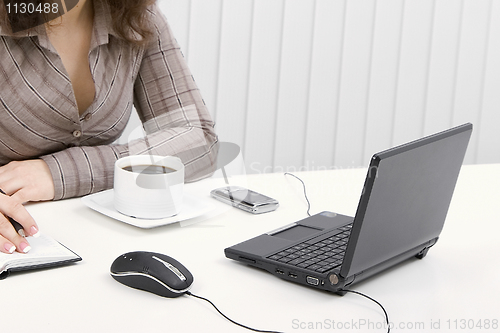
left=0, top=159, right=50, bottom=253
left=0, top=159, right=55, bottom=204
left=0, top=193, right=39, bottom=254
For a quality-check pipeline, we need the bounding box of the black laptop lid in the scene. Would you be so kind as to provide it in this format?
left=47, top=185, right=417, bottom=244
left=340, top=123, right=472, bottom=278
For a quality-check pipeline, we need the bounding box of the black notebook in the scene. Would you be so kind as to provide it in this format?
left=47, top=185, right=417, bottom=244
left=0, top=233, right=81, bottom=279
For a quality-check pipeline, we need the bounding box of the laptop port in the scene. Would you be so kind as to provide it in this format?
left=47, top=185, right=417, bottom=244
left=276, top=269, right=285, bottom=275
left=306, top=276, right=320, bottom=286
left=238, top=256, right=256, bottom=264
left=288, top=272, right=298, bottom=279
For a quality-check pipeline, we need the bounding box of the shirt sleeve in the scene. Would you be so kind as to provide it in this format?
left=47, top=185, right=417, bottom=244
left=41, top=8, right=218, bottom=200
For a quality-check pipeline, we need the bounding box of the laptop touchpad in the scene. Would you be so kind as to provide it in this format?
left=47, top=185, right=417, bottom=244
left=273, top=225, right=321, bottom=241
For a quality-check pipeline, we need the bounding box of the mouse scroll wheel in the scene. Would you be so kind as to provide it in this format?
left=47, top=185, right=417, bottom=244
left=152, top=256, right=187, bottom=281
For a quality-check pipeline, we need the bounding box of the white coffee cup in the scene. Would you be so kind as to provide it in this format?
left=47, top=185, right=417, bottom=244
left=113, top=155, right=185, bottom=219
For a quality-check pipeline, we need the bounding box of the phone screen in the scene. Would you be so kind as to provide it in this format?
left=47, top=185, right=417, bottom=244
left=224, top=189, right=273, bottom=206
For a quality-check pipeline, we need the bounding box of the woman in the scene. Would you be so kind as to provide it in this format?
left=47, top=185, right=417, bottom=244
left=0, top=0, right=218, bottom=253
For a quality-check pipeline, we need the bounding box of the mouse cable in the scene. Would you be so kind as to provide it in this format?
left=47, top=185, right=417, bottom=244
left=284, top=172, right=311, bottom=216
left=340, top=289, right=391, bottom=333
left=185, top=291, right=284, bottom=333
left=187, top=289, right=389, bottom=333
left=284, top=173, right=391, bottom=333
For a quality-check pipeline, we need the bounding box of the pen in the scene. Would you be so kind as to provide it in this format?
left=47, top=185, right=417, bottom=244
left=0, top=188, right=26, bottom=237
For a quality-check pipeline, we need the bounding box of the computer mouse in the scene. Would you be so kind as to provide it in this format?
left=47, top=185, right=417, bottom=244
left=110, top=251, right=194, bottom=298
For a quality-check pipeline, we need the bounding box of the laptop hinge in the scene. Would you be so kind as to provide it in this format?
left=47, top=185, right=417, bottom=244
left=266, top=223, right=297, bottom=235
left=331, top=273, right=357, bottom=296
left=340, top=240, right=439, bottom=289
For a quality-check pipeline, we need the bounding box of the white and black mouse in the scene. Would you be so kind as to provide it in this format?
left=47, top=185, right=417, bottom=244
left=110, top=251, right=194, bottom=298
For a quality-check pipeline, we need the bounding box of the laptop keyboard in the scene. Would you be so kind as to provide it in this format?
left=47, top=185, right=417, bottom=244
left=266, top=223, right=353, bottom=274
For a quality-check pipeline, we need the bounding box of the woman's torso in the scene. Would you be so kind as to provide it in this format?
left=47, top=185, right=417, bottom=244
left=0, top=5, right=144, bottom=165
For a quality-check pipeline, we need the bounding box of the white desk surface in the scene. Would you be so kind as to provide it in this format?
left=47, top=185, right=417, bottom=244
left=3, top=164, right=500, bottom=333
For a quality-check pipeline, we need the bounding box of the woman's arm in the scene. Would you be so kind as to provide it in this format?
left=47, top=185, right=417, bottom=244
left=120, top=9, right=219, bottom=183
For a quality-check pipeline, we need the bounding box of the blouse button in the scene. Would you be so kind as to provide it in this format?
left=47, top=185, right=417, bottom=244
left=84, top=113, right=92, bottom=121
left=72, top=130, right=82, bottom=138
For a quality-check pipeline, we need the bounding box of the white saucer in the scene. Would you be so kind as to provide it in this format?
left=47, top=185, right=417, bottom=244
left=81, top=189, right=215, bottom=228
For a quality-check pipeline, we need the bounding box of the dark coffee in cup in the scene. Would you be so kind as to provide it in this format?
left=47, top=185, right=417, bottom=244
left=114, top=155, right=185, bottom=219
left=122, top=165, right=176, bottom=174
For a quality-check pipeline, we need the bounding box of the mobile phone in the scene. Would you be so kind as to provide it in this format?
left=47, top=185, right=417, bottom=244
left=210, top=186, right=279, bottom=214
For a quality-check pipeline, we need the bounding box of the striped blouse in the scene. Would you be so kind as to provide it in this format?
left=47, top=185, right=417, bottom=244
left=0, top=1, right=218, bottom=200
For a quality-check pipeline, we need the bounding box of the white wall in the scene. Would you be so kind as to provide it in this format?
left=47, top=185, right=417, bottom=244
left=126, top=0, right=500, bottom=173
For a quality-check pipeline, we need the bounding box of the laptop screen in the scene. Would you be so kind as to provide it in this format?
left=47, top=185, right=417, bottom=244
left=341, top=124, right=472, bottom=278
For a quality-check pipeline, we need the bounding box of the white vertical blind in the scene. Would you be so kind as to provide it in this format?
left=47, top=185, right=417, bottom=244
left=244, top=0, right=285, bottom=173
left=272, top=0, right=317, bottom=171
left=152, top=0, right=500, bottom=173
left=478, top=0, right=500, bottom=163
left=334, top=0, right=377, bottom=168
left=304, top=0, right=347, bottom=171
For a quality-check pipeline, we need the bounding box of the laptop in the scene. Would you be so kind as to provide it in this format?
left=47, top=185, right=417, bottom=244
left=225, top=123, right=472, bottom=295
